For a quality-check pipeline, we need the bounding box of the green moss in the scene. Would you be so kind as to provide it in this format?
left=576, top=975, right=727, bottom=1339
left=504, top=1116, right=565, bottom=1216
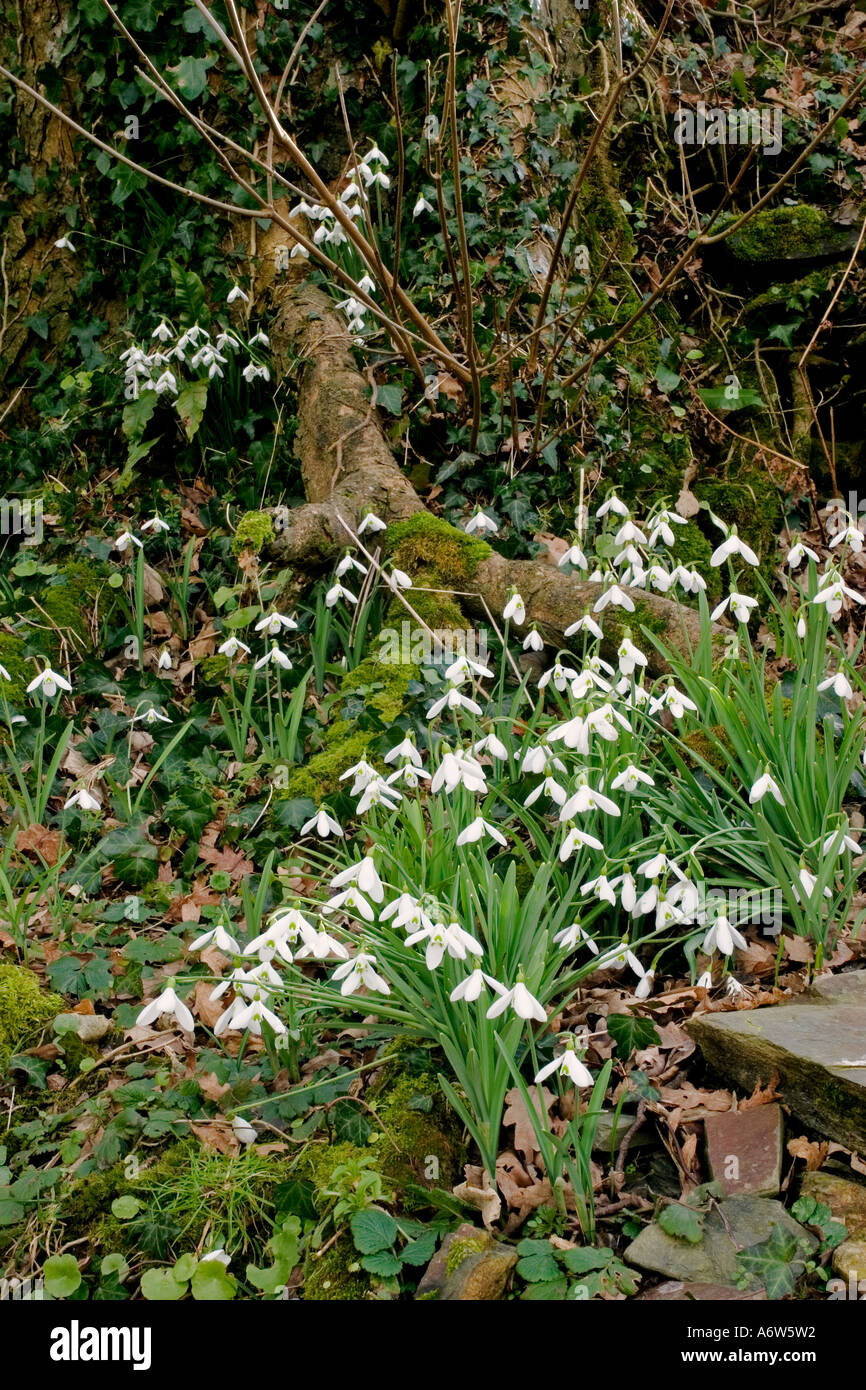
left=338, top=657, right=416, bottom=722
left=682, top=725, right=731, bottom=774
left=303, top=1231, right=372, bottom=1301
left=38, top=560, right=111, bottom=649
left=694, top=474, right=781, bottom=581
left=282, top=722, right=376, bottom=803
left=669, top=522, right=721, bottom=602
left=0, top=633, right=29, bottom=705
left=373, top=1071, right=466, bottom=1206
left=726, top=205, right=847, bottom=265
left=0, top=963, right=63, bottom=1067
left=386, top=512, right=491, bottom=585
left=445, top=1234, right=489, bottom=1277
left=232, top=510, right=275, bottom=556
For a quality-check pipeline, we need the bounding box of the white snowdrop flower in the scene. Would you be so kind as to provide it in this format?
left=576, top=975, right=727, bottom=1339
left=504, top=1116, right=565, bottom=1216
left=450, top=969, right=499, bottom=1002
left=559, top=782, right=620, bottom=820
left=625, top=951, right=654, bottom=1000
left=331, top=856, right=385, bottom=903
left=465, top=511, right=498, bottom=535
left=553, top=921, right=598, bottom=954
left=524, top=776, right=567, bottom=809
left=610, top=871, right=637, bottom=912
left=616, top=637, right=647, bottom=675
left=151, top=320, right=172, bottom=342
left=64, top=788, right=101, bottom=813
left=255, top=611, right=298, bottom=637
left=503, top=592, right=526, bottom=625
left=818, top=670, right=854, bottom=700
left=254, top=645, right=292, bottom=671
left=339, top=758, right=378, bottom=793
left=323, top=886, right=376, bottom=922
left=218, top=636, right=250, bottom=659
left=595, top=493, right=629, bottom=518
left=384, top=736, right=423, bottom=768
left=646, top=564, right=673, bottom=593
left=331, top=952, right=390, bottom=997
left=523, top=628, right=544, bottom=652
left=787, top=541, right=819, bottom=567
left=0, top=664, right=12, bottom=681
left=235, top=997, right=288, bottom=1036
left=649, top=684, right=698, bottom=719
left=473, top=732, right=508, bottom=760
left=534, top=1048, right=594, bottom=1087
left=558, top=826, right=603, bottom=862
left=710, top=529, right=759, bottom=567
left=637, top=851, right=669, bottom=878
left=445, top=652, right=494, bottom=682
left=295, top=924, right=350, bottom=962
left=54, top=235, right=76, bottom=251
left=486, top=980, right=546, bottom=1023
left=291, top=242, right=310, bottom=260
left=335, top=553, right=367, bottom=578
left=300, top=806, right=343, bottom=838
left=426, top=686, right=483, bottom=719
left=357, top=512, right=386, bottom=535
left=136, top=986, right=194, bottom=1033
left=564, top=614, right=603, bottom=640
left=748, top=770, right=786, bottom=806
left=711, top=592, right=759, bottom=624
left=615, top=520, right=647, bottom=547
left=430, top=750, right=487, bottom=795
left=27, top=667, right=72, bottom=699
left=538, top=661, right=578, bottom=692
left=362, top=166, right=391, bottom=190
left=559, top=544, right=588, bottom=570
left=812, top=577, right=865, bottom=619
left=594, top=585, right=634, bottom=614
left=792, top=867, right=832, bottom=903
left=822, top=826, right=861, bottom=856
left=356, top=775, right=402, bottom=814
left=243, top=362, right=270, bottom=383
left=611, top=764, right=654, bottom=793
left=249, top=331, right=269, bottom=348
left=114, top=530, right=143, bottom=552
left=387, top=568, right=412, bottom=592
left=133, top=706, right=172, bottom=725
left=227, top=285, right=249, bottom=304
left=362, top=144, right=389, bottom=167
left=796, top=616, right=807, bottom=639
left=189, top=923, right=241, bottom=956
left=216, top=332, right=241, bottom=351
left=413, top=195, right=434, bottom=217
left=157, top=649, right=172, bottom=671
left=697, top=970, right=713, bottom=990
left=325, top=581, right=358, bottom=608
left=357, top=275, right=376, bottom=296
left=702, top=916, right=747, bottom=956
left=581, top=873, right=617, bottom=906
left=141, top=515, right=170, bottom=533
left=830, top=525, right=864, bottom=553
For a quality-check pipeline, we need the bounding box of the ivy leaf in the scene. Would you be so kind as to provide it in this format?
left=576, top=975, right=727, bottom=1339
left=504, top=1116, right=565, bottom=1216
left=606, top=1012, right=660, bottom=1057
left=8, top=1054, right=49, bottom=1089
left=697, top=385, right=765, bottom=412
left=658, top=1203, right=706, bottom=1244
left=0, top=1198, right=26, bottom=1226
left=655, top=362, right=681, bottom=394
left=331, top=1097, right=372, bottom=1146
left=169, top=55, right=216, bottom=101
left=736, top=1224, right=808, bottom=1298
left=375, top=383, right=403, bottom=415
left=350, top=1209, right=397, bottom=1255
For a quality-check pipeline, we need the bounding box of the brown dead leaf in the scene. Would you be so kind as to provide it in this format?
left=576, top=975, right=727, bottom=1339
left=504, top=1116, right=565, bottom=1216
left=190, top=1120, right=239, bottom=1156
left=659, top=1082, right=732, bottom=1112
left=783, top=934, right=814, bottom=964
left=16, top=824, right=62, bottom=866
left=73, top=999, right=95, bottom=1016
left=787, top=1136, right=829, bottom=1171
left=739, top=1073, right=782, bottom=1109
left=453, top=1164, right=501, bottom=1230
left=504, top=1085, right=553, bottom=1161
left=198, top=1071, right=231, bottom=1103
left=193, top=980, right=227, bottom=1030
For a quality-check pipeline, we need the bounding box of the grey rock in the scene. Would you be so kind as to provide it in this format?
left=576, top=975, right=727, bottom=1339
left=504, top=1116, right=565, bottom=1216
left=624, top=1197, right=817, bottom=1288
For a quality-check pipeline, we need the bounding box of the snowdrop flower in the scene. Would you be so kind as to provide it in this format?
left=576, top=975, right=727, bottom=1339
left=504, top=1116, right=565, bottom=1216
left=254, top=645, right=292, bottom=671
left=151, top=320, right=173, bottom=344
left=358, top=512, right=386, bottom=536
left=702, top=916, right=747, bottom=956
left=830, top=525, right=864, bottom=553
left=559, top=543, right=588, bottom=570
left=243, top=362, right=270, bottom=383
left=474, top=732, right=508, bottom=760
left=697, top=970, right=713, bottom=990
left=486, top=979, right=546, bottom=1023
left=596, top=493, right=629, bottom=518
left=559, top=782, right=620, bottom=819
left=564, top=614, right=603, bottom=640
left=749, top=770, right=785, bottom=806
left=406, top=921, right=482, bottom=970
left=611, top=764, right=654, bottom=793
left=133, top=706, right=172, bottom=725
left=362, top=144, right=389, bottom=167
left=64, top=788, right=101, bottom=812
left=616, top=637, right=647, bottom=676
left=384, top=736, right=423, bottom=768
left=430, top=750, right=487, bottom=795
left=413, top=195, right=434, bottom=217
left=190, top=922, right=241, bottom=956
left=114, top=530, right=143, bottom=552
left=538, top=662, right=578, bottom=692
left=503, top=591, right=526, bottom=625
left=249, top=331, right=269, bottom=348
left=218, top=636, right=250, bottom=659
left=27, top=667, right=72, bottom=699
left=243, top=922, right=294, bottom=965
left=426, top=685, right=482, bottom=720
left=361, top=165, right=391, bottom=190
left=356, top=775, right=402, bottom=814
left=553, top=921, right=599, bottom=954
left=534, top=1047, right=594, bottom=1087
left=523, top=628, right=544, bottom=652
left=231, top=1115, right=258, bottom=1145
left=559, top=826, right=603, bottom=861
left=812, top=577, right=865, bottom=619
left=227, top=285, right=249, bottom=304
left=340, top=758, right=378, bottom=794
left=445, top=652, right=494, bottom=682
left=0, top=664, right=10, bottom=681
left=387, top=568, right=412, bottom=592
left=581, top=873, right=617, bottom=907
left=357, top=275, right=376, bottom=296
left=711, top=592, right=759, bottom=624
left=818, top=670, right=854, bottom=700
left=796, top=616, right=807, bottom=639
left=331, top=856, right=385, bottom=902
left=615, top=520, right=647, bottom=547
left=323, top=886, right=376, bottom=922
left=650, top=684, right=698, bottom=719
left=594, top=585, right=634, bottom=614
left=295, top=925, right=350, bottom=961
left=646, top=564, right=673, bottom=593
left=637, top=851, right=671, bottom=879
left=610, top=871, right=637, bottom=912
left=464, top=510, right=498, bottom=536
left=155, top=370, right=179, bottom=394
left=325, top=581, right=358, bottom=608
left=822, top=826, right=861, bottom=856
left=335, top=553, right=368, bottom=578
left=255, top=611, right=298, bottom=638
left=520, top=744, right=562, bottom=775
left=233, top=999, right=287, bottom=1035
left=301, top=806, right=343, bottom=838
left=156, top=649, right=172, bottom=671
left=136, top=986, right=194, bottom=1032
left=627, top=952, right=654, bottom=1000
left=332, top=952, right=390, bottom=996
left=792, top=866, right=832, bottom=903
left=54, top=235, right=75, bottom=251
left=710, top=528, right=759, bottom=567
left=456, top=816, right=507, bottom=847
left=524, top=775, right=567, bottom=809
left=450, top=969, right=499, bottom=1002
left=787, top=541, right=819, bottom=567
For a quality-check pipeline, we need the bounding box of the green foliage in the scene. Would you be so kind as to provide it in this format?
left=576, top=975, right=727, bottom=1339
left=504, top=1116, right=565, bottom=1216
left=0, top=964, right=63, bottom=1068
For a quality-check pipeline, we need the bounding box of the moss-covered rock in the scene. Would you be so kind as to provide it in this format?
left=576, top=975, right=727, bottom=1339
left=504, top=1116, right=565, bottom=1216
left=725, top=205, right=854, bottom=266
left=385, top=512, right=491, bottom=586
left=232, top=510, right=275, bottom=556
left=0, top=963, right=64, bottom=1067
left=281, top=721, right=377, bottom=803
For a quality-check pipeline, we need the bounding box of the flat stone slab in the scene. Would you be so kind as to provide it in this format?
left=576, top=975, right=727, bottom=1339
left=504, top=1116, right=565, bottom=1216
left=638, top=1280, right=766, bottom=1301
left=686, top=971, right=866, bottom=1151
left=705, top=1103, right=784, bottom=1197
left=624, top=1196, right=816, bottom=1288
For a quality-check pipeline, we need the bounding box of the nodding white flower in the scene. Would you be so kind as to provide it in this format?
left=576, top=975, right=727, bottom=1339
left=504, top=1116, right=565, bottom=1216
left=413, top=195, right=435, bottom=217
left=812, top=577, right=865, bottom=618
left=726, top=975, right=745, bottom=1000
left=406, top=921, right=483, bottom=970
left=559, top=826, right=603, bottom=862
left=646, top=564, right=673, bottom=593
left=141, top=515, right=171, bottom=535
left=151, top=321, right=172, bottom=342
left=325, top=581, right=358, bottom=608
left=114, top=531, right=143, bottom=552
left=822, top=826, right=861, bottom=856
left=792, top=866, right=832, bottom=903
left=474, top=732, right=508, bottom=760
left=465, top=510, right=498, bottom=535
left=702, top=916, right=747, bottom=957
left=581, top=873, right=617, bottom=907
left=486, top=979, right=546, bottom=1023
left=648, top=521, right=675, bottom=548
left=748, top=770, right=785, bottom=806
left=216, top=332, right=240, bottom=352
left=710, top=528, right=759, bottom=567
left=697, top=970, right=713, bottom=990
left=294, top=925, right=349, bottom=962
left=650, top=684, right=698, bottom=719
left=503, top=592, right=526, bottom=625
left=155, top=369, right=180, bottom=394
left=523, top=628, right=544, bottom=652
left=218, top=636, right=250, bottom=659
left=380, top=893, right=428, bottom=932
left=559, top=543, right=588, bottom=570
left=27, top=667, right=72, bottom=699
left=671, top=565, right=707, bottom=595
left=538, top=662, right=578, bottom=692
left=322, top=887, right=376, bottom=922
left=610, top=871, right=637, bottom=912
left=136, top=985, right=194, bottom=1032
left=430, top=750, right=487, bottom=795
left=711, top=592, right=759, bottom=624
left=227, top=285, right=249, bottom=304
left=384, top=736, right=423, bottom=768
left=242, top=923, right=294, bottom=965
left=796, top=616, right=807, bottom=639
left=596, top=493, right=629, bottom=519
left=387, top=762, right=430, bottom=790
left=157, top=649, right=172, bottom=671
left=594, top=585, right=634, bottom=614
left=818, top=670, right=854, bottom=700
left=362, top=144, right=389, bottom=167
left=614, top=520, right=647, bottom=547
left=301, top=806, right=343, bottom=838
left=356, top=775, right=402, bottom=814
left=330, top=856, right=385, bottom=903
left=626, top=951, right=654, bottom=1000
left=616, top=637, right=647, bottom=675
left=787, top=541, right=819, bottom=567
left=331, top=951, right=390, bottom=996
left=243, top=362, right=270, bottom=384
left=336, top=296, right=365, bottom=320
left=54, top=235, right=76, bottom=251
left=564, top=614, right=603, bottom=640
left=611, top=765, right=654, bottom=793
left=335, top=553, right=368, bottom=578
left=387, top=568, right=413, bottom=592
left=340, top=758, right=378, bottom=793
left=456, top=816, right=508, bottom=847
left=0, top=663, right=10, bottom=680
left=554, top=921, right=599, bottom=954
left=559, top=783, right=620, bottom=820
left=64, top=788, right=101, bottom=812
left=356, top=275, right=376, bottom=296
left=637, top=852, right=671, bottom=879
left=233, top=999, right=287, bottom=1036
left=255, top=611, right=298, bottom=638
left=357, top=512, right=386, bottom=536
left=445, top=652, right=494, bottom=682
left=231, top=1115, right=258, bottom=1145
left=450, top=968, right=500, bottom=1003
left=426, top=686, right=483, bottom=720
left=520, top=744, right=565, bottom=776
left=249, top=331, right=269, bottom=348
left=189, top=923, right=241, bottom=956
left=133, top=706, right=172, bottom=725
left=361, top=165, right=391, bottom=190
left=254, top=645, right=292, bottom=671
left=534, top=1047, right=594, bottom=1087
left=830, top=524, right=864, bottom=553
